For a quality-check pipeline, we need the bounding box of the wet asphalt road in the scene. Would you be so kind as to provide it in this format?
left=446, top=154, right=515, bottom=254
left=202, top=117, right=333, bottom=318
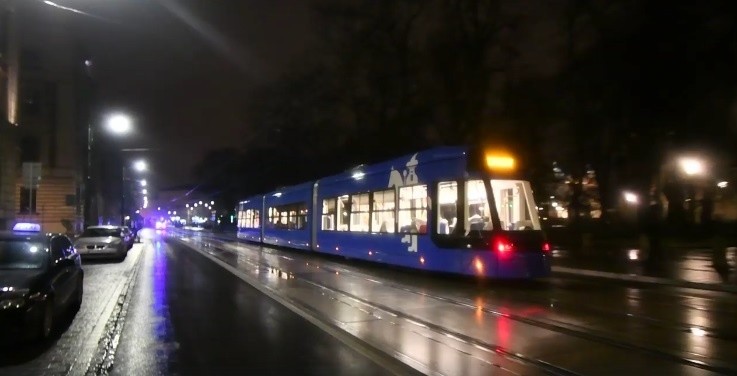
left=168, top=231, right=737, bottom=375
left=110, top=237, right=390, bottom=376
left=3, top=228, right=737, bottom=375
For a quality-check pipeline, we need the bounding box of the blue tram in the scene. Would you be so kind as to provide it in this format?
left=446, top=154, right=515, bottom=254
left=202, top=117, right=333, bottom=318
left=237, top=146, right=551, bottom=278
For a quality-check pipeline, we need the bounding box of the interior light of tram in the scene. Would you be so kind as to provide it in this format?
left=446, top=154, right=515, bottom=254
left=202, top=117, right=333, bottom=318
left=485, top=153, right=515, bottom=171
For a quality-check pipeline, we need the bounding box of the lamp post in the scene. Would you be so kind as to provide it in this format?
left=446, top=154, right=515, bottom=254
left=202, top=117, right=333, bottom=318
left=84, top=113, right=134, bottom=228
left=121, top=159, right=147, bottom=225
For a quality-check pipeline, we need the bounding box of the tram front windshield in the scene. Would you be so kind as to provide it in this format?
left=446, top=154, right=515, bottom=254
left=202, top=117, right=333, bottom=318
left=437, top=179, right=541, bottom=235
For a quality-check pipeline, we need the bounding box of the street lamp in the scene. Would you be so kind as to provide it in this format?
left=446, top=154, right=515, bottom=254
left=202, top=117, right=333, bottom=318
left=84, top=112, right=134, bottom=228
left=133, top=160, right=147, bottom=172
left=140, top=180, right=147, bottom=187
left=623, top=191, right=639, bottom=204
left=107, top=113, right=133, bottom=135
left=679, top=157, right=705, bottom=176
left=121, top=160, right=147, bottom=225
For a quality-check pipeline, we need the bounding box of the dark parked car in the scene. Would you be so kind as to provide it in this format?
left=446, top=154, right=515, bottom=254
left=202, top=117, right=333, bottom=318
left=0, top=223, right=84, bottom=342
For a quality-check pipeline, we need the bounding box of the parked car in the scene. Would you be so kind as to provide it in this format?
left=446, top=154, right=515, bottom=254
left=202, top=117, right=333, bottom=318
left=0, top=223, right=84, bottom=342
left=74, top=225, right=129, bottom=260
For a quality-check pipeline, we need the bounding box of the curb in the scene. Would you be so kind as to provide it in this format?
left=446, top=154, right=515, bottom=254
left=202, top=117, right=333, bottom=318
left=83, top=245, right=145, bottom=376
left=552, top=266, right=737, bottom=293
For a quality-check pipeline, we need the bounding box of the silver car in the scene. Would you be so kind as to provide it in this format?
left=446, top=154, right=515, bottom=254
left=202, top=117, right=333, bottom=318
left=74, top=226, right=128, bottom=260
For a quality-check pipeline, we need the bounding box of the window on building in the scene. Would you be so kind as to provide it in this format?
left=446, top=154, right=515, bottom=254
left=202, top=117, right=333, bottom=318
left=371, top=189, right=396, bottom=233
left=398, top=185, right=428, bottom=234
left=437, top=182, right=458, bottom=235
left=19, top=187, right=37, bottom=214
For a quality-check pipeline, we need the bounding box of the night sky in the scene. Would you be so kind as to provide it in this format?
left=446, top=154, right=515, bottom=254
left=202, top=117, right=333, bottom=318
left=28, top=0, right=316, bottom=187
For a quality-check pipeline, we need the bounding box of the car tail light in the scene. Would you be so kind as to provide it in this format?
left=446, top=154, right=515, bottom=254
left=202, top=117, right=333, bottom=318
left=542, top=242, right=551, bottom=252
left=493, top=236, right=514, bottom=255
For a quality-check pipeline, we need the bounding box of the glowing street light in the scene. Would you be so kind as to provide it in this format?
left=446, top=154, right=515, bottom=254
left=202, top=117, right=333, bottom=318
left=679, top=157, right=705, bottom=176
left=210, top=201, right=215, bottom=205
left=140, top=180, right=147, bottom=187
left=133, top=160, right=147, bottom=172
left=623, top=191, right=639, bottom=204
left=106, top=113, right=133, bottom=135
left=142, top=188, right=148, bottom=195
left=717, top=181, right=728, bottom=188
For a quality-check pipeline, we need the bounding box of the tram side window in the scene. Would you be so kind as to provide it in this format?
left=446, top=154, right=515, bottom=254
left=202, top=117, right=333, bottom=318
left=398, top=185, right=428, bottom=234
left=297, top=206, right=308, bottom=229
left=237, top=210, right=246, bottom=228
left=371, top=189, right=396, bottom=233
left=337, top=195, right=350, bottom=231
left=253, top=209, right=260, bottom=228
left=322, top=199, right=336, bottom=230
left=244, top=209, right=252, bottom=228
left=436, top=182, right=458, bottom=235
left=350, top=193, right=370, bottom=232
left=490, top=180, right=541, bottom=231
left=268, top=203, right=308, bottom=230
left=268, top=207, right=280, bottom=228
left=467, top=180, right=492, bottom=231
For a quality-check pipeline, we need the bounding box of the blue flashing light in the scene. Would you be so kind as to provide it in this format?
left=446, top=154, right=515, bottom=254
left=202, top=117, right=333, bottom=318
left=13, top=223, right=41, bottom=232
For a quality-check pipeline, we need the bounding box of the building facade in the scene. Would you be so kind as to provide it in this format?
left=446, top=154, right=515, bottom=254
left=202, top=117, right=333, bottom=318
left=0, top=1, right=89, bottom=233
left=0, top=0, right=20, bottom=230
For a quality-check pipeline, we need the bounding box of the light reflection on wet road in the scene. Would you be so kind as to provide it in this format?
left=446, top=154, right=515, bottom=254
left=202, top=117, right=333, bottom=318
left=172, top=231, right=737, bottom=375
left=111, top=233, right=393, bottom=376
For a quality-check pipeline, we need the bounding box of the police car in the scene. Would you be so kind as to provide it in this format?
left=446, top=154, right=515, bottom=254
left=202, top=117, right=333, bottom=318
left=0, top=223, right=83, bottom=342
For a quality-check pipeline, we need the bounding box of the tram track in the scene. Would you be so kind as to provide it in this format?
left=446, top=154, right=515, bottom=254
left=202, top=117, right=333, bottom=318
left=202, top=233, right=737, bottom=343
left=184, top=234, right=737, bottom=375
left=182, top=236, right=578, bottom=376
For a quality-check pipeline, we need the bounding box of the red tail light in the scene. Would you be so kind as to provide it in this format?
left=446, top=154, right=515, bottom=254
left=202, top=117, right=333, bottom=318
left=493, top=236, right=514, bottom=255
left=542, top=242, right=551, bottom=252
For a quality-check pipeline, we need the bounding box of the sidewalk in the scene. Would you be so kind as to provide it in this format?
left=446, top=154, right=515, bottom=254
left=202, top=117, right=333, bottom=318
left=551, top=246, right=737, bottom=293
